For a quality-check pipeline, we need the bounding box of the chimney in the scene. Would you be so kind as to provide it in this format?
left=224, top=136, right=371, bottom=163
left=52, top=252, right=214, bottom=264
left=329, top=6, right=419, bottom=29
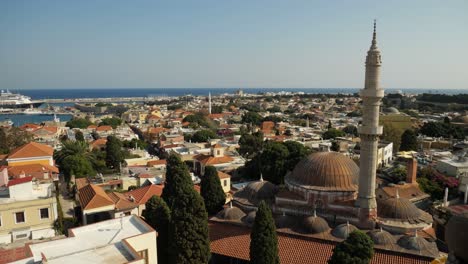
left=406, top=158, right=417, bottom=184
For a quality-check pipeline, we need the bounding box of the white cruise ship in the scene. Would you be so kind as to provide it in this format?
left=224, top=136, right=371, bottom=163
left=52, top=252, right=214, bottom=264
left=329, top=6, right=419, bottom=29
left=0, top=90, right=44, bottom=108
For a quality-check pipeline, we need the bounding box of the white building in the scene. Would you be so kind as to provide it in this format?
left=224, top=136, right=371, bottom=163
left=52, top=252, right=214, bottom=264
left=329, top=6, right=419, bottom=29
left=436, top=156, right=468, bottom=192
left=12, top=215, right=157, bottom=264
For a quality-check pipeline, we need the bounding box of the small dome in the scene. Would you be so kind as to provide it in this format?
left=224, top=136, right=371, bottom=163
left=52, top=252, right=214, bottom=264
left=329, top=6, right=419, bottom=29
left=368, top=229, right=396, bottom=245
left=216, top=206, right=246, bottom=221
left=303, top=215, right=330, bottom=234
left=377, top=196, right=432, bottom=224
left=384, top=107, right=400, bottom=114
left=287, top=152, right=358, bottom=191
left=243, top=211, right=256, bottom=225
left=397, top=235, right=434, bottom=251
left=453, top=115, right=468, bottom=124
left=445, top=212, right=468, bottom=262
left=233, top=179, right=278, bottom=206
left=275, top=213, right=296, bottom=229
left=332, top=223, right=358, bottom=239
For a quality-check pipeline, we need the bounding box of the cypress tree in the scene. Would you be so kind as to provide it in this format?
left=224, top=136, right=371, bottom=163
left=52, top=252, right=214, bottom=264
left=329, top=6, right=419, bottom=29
left=105, top=135, right=124, bottom=170
left=200, top=166, right=226, bottom=215
left=328, top=230, right=374, bottom=264
left=162, top=154, right=210, bottom=263
left=142, top=195, right=171, bottom=264
left=250, top=201, right=279, bottom=264
left=400, top=129, right=418, bottom=151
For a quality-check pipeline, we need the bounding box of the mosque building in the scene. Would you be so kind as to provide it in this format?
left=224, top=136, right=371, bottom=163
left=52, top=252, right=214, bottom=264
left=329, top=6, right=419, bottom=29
left=214, top=21, right=438, bottom=260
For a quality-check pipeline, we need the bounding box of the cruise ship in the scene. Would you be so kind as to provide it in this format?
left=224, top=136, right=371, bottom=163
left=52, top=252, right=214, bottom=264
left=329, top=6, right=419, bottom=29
left=0, top=90, right=44, bottom=108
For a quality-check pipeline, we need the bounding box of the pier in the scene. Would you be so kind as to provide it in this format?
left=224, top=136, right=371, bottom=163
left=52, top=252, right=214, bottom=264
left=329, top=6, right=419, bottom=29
left=41, top=96, right=171, bottom=104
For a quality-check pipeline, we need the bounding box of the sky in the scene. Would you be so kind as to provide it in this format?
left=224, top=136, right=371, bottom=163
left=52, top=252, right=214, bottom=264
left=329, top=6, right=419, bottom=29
left=1, top=0, right=467, bottom=90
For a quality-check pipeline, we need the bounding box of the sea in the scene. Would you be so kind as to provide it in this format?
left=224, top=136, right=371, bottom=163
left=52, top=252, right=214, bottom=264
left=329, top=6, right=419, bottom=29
left=1, top=88, right=467, bottom=126
left=13, top=88, right=468, bottom=99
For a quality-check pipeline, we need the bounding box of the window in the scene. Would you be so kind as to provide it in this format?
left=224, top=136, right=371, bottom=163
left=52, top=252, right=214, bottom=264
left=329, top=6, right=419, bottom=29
left=40, top=208, right=49, bottom=219
left=223, top=180, right=227, bottom=187
left=15, top=212, right=25, bottom=224
left=137, top=249, right=149, bottom=264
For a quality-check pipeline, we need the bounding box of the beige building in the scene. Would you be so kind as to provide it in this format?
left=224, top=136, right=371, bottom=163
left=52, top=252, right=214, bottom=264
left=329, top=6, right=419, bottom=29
left=0, top=177, right=57, bottom=244
left=13, top=215, right=157, bottom=264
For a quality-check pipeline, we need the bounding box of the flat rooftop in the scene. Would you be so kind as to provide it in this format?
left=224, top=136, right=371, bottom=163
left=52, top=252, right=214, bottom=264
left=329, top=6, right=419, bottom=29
left=13, top=215, right=152, bottom=264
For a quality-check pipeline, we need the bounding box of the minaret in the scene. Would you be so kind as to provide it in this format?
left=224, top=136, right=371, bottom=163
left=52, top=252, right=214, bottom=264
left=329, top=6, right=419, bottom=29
left=355, top=20, right=384, bottom=224
left=208, top=92, right=212, bottom=114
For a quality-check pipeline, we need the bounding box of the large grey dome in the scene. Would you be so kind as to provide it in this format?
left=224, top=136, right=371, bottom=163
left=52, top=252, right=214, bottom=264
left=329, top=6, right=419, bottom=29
left=286, top=152, right=359, bottom=192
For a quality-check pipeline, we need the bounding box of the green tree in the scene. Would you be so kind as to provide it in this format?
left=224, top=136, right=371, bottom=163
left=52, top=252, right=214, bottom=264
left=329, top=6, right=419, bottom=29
left=283, top=141, right=311, bottom=172
left=331, top=141, right=340, bottom=152
left=327, top=120, right=333, bottom=130
left=54, top=140, right=96, bottom=181
left=322, top=128, right=345, bottom=139
left=400, top=129, right=418, bottom=151
left=142, top=195, right=171, bottom=264
left=342, top=125, right=359, bottom=137
left=105, top=136, right=124, bottom=171
left=200, top=166, right=226, bottom=215
left=162, top=154, right=210, bottom=263
left=75, top=130, right=85, bottom=142
left=238, top=132, right=264, bottom=158
left=382, top=123, right=402, bottom=152
left=66, top=118, right=93, bottom=129
left=260, top=141, right=289, bottom=184
left=191, top=129, right=218, bottom=143
left=328, top=230, right=374, bottom=264
left=250, top=201, right=279, bottom=264
left=0, top=127, right=33, bottom=154
left=242, top=111, right=263, bottom=126
left=99, top=117, right=122, bottom=129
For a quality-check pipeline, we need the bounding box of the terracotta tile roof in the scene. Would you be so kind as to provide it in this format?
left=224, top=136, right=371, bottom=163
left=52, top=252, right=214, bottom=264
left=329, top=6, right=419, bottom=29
left=380, top=185, right=429, bottom=201
left=209, top=222, right=432, bottom=264
left=7, top=142, right=53, bottom=159
left=19, top=123, right=40, bottom=130
left=8, top=176, right=33, bottom=187
left=0, top=246, right=27, bottom=264
left=125, top=185, right=164, bottom=205
left=194, top=154, right=234, bottom=165
left=218, top=171, right=231, bottom=179
left=261, top=121, right=275, bottom=130
left=75, top=178, right=90, bottom=190
left=212, top=143, right=223, bottom=148
left=147, top=159, right=167, bottom=166
left=87, top=125, right=97, bottom=129
left=8, top=164, right=59, bottom=177
left=148, top=127, right=167, bottom=134
left=208, top=113, right=225, bottom=119
left=96, top=125, right=113, bottom=132
left=107, top=192, right=138, bottom=210
left=0, top=154, right=7, bottom=161
left=78, top=184, right=114, bottom=210
left=91, top=138, right=107, bottom=148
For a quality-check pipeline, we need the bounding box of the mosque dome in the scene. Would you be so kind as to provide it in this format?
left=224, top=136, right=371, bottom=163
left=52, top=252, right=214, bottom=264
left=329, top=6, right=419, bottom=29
left=275, top=213, right=297, bottom=229
left=303, top=214, right=330, bottom=234
left=397, top=235, right=434, bottom=251
left=233, top=178, right=278, bottom=206
left=243, top=211, right=256, bottom=225
left=216, top=206, right=246, bottom=221
left=332, top=222, right=358, bottom=239
left=367, top=228, right=396, bottom=245
left=377, top=196, right=433, bottom=224
left=453, top=115, right=468, bottom=124
left=445, top=212, right=468, bottom=262
left=384, top=107, right=400, bottom=114
left=287, top=152, right=358, bottom=191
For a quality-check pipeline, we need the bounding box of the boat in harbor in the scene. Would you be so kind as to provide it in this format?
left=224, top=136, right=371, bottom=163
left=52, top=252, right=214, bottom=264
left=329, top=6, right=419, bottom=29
left=22, top=108, right=43, bottom=114
left=0, top=90, right=44, bottom=109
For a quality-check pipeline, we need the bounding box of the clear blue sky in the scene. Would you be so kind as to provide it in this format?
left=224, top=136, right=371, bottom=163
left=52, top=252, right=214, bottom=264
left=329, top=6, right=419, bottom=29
left=1, top=0, right=467, bottom=89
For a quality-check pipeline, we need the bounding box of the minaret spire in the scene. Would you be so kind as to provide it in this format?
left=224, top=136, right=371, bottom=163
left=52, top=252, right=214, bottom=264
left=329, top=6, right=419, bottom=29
left=355, top=20, right=384, bottom=228
left=208, top=92, right=212, bottom=114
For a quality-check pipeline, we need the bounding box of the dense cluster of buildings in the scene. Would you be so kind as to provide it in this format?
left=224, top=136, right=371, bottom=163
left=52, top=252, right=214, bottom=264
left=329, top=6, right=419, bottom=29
left=0, top=23, right=467, bottom=264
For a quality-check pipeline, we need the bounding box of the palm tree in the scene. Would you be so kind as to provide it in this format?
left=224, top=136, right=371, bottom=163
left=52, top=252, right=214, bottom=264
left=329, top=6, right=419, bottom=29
left=54, top=140, right=97, bottom=181
left=54, top=140, right=94, bottom=165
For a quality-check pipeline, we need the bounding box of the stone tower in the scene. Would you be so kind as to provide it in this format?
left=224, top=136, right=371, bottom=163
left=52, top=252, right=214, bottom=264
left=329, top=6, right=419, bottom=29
left=355, top=20, right=384, bottom=224
left=208, top=92, right=212, bottom=114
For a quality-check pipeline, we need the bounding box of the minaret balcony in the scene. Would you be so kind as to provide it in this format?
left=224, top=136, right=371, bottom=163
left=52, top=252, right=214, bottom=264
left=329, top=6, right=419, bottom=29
left=358, top=125, right=383, bottom=136
left=359, top=88, right=384, bottom=98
